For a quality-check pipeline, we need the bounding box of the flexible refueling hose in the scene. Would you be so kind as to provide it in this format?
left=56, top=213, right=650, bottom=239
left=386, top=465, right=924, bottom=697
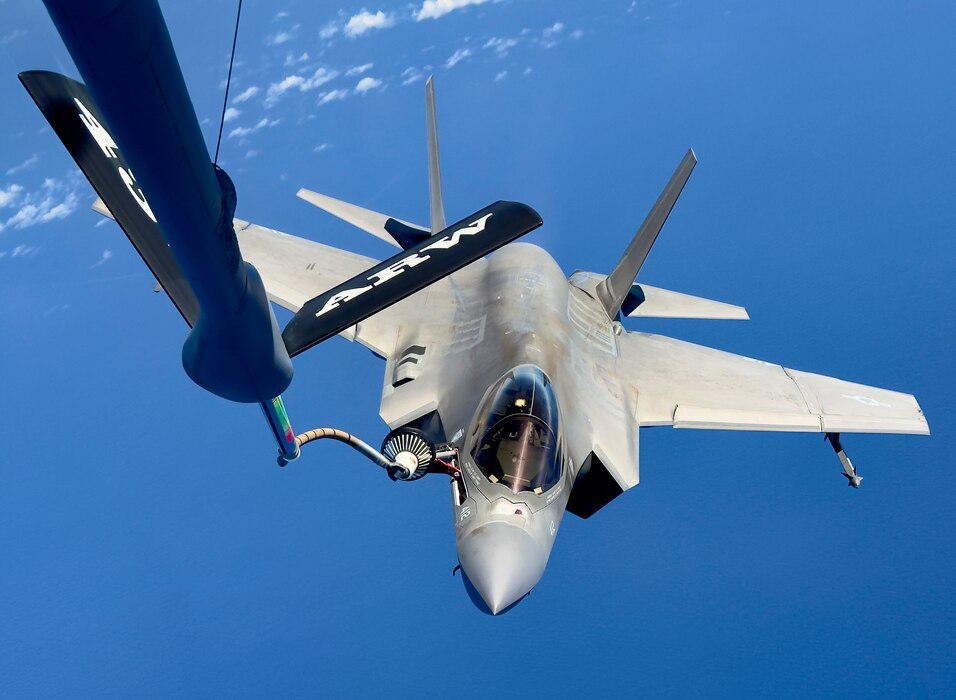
left=278, top=427, right=407, bottom=477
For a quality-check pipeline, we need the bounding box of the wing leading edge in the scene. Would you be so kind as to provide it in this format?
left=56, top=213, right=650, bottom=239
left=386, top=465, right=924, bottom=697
left=233, top=218, right=466, bottom=359
left=620, top=332, right=929, bottom=435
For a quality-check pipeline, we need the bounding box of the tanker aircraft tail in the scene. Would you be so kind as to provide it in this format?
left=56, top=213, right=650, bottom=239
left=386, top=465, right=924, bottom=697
left=21, top=69, right=301, bottom=460
left=21, top=71, right=200, bottom=325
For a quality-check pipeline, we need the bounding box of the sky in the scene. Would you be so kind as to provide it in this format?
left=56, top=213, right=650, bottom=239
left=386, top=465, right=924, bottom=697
left=0, top=0, right=954, bottom=697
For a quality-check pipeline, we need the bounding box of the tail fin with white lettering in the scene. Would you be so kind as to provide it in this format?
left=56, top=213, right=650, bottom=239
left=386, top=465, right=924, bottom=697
left=21, top=69, right=302, bottom=461
left=283, top=200, right=542, bottom=357
left=19, top=70, right=200, bottom=324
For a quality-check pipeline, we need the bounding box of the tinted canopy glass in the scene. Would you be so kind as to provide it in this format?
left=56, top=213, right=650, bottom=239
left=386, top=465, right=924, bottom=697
left=469, top=366, right=562, bottom=494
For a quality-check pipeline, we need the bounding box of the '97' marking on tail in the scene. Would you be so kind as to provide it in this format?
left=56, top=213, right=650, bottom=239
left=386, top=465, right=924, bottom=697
left=74, top=98, right=157, bottom=224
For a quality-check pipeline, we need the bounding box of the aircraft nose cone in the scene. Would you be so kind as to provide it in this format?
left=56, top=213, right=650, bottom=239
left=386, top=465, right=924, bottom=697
left=458, top=522, right=547, bottom=614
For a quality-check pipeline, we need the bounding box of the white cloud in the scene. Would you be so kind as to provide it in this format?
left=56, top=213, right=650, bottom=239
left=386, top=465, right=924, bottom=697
left=42, top=303, right=71, bottom=317
left=416, top=0, right=489, bottom=21
left=5, top=196, right=78, bottom=229
left=284, top=52, right=310, bottom=66
left=90, top=249, right=113, bottom=269
left=0, top=29, right=27, bottom=45
left=269, top=74, right=305, bottom=97
left=541, top=22, right=565, bottom=48
left=223, top=107, right=241, bottom=122
left=233, top=86, right=260, bottom=103
left=570, top=29, right=584, bottom=39
left=6, top=154, right=39, bottom=176
left=245, top=150, right=260, bottom=159
left=444, top=47, right=472, bottom=69
left=319, top=21, right=339, bottom=40
left=483, top=36, right=519, bottom=56
left=265, top=68, right=338, bottom=105
left=273, top=11, right=289, bottom=20
left=318, top=89, right=350, bottom=105
left=0, top=184, right=24, bottom=208
left=297, top=68, right=338, bottom=90
left=314, top=143, right=332, bottom=153
left=266, top=31, right=295, bottom=46
left=355, top=77, right=383, bottom=94
left=0, top=178, right=79, bottom=232
left=10, top=244, right=40, bottom=258
left=344, top=10, right=393, bottom=38
left=346, top=63, right=374, bottom=76
left=401, top=66, right=427, bottom=85
left=494, top=70, right=508, bottom=82
left=523, top=66, right=532, bottom=75
left=227, top=118, right=280, bottom=139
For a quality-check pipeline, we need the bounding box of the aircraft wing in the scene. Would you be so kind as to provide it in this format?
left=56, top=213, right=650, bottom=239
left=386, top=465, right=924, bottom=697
left=620, top=332, right=929, bottom=435
left=234, top=219, right=454, bottom=358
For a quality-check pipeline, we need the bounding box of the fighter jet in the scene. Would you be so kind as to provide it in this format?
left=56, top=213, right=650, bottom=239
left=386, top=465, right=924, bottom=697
left=26, top=0, right=929, bottom=616
left=226, top=93, right=911, bottom=610
left=243, top=82, right=929, bottom=614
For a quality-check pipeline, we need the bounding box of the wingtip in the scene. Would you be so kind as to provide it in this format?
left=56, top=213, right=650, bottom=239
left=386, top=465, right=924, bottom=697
left=730, top=304, right=750, bottom=321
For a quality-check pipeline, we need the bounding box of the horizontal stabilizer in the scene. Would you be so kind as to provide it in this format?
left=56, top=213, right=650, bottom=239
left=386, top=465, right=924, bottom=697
left=623, top=284, right=748, bottom=320
left=91, top=196, right=113, bottom=219
left=283, top=200, right=543, bottom=357
left=297, top=188, right=430, bottom=250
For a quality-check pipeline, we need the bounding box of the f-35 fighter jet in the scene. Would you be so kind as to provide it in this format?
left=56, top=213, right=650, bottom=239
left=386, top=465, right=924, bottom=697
left=239, top=80, right=926, bottom=613
left=25, top=0, right=927, bottom=613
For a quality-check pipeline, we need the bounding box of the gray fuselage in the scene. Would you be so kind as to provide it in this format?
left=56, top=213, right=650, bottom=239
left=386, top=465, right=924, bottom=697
left=378, top=242, right=639, bottom=613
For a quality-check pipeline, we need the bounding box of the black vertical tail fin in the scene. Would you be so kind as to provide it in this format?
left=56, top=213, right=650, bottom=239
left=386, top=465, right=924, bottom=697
left=19, top=70, right=200, bottom=325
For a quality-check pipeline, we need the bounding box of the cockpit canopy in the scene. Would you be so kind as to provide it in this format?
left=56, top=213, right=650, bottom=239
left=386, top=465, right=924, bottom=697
left=469, top=366, right=562, bottom=494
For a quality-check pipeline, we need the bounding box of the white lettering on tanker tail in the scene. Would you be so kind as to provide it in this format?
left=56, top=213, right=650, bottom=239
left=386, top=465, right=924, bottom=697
left=74, top=98, right=158, bottom=223
left=314, top=212, right=495, bottom=318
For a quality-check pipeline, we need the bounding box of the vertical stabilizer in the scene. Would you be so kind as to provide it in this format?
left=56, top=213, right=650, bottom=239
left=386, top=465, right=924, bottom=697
left=38, top=0, right=292, bottom=405
left=425, top=76, right=447, bottom=233
left=596, top=149, right=697, bottom=318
